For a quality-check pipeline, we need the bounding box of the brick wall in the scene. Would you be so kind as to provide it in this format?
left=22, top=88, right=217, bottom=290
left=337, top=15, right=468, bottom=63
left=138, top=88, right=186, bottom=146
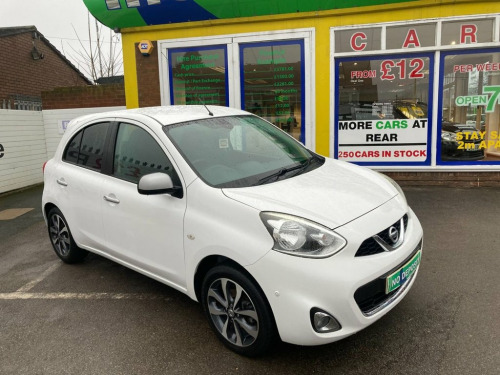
left=384, top=171, right=500, bottom=187
left=41, top=84, right=125, bottom=110
left=0, top=32, right=89, bottom=104
left=135, top=41, right=161, bottom=107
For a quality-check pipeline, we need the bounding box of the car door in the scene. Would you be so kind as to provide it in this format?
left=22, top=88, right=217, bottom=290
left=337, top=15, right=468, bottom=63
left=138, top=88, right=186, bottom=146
left=54, top=122, right=111, bottom=250
left=100, top=121, right=187, bottom=289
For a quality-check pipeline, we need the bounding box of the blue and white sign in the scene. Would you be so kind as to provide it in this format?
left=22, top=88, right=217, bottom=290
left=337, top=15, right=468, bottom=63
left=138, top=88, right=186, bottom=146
left=58, top=120, right=71, bottom=135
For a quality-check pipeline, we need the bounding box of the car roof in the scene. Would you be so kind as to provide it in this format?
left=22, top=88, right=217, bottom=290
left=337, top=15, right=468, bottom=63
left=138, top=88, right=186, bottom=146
left=71, top=106, right=251, bottom=129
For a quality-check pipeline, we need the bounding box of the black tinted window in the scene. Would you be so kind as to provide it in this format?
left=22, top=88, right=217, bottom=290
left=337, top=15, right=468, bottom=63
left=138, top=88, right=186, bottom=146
left=63, top=131, right=83, bottom=164
left=78, top=123, right=109, bottom=171
left=113, top=123, right=176, bottom=184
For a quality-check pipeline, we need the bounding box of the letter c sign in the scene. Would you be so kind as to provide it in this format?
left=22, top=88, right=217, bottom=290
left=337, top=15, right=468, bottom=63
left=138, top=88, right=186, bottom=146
left=350, top=32, right=367, bottom=51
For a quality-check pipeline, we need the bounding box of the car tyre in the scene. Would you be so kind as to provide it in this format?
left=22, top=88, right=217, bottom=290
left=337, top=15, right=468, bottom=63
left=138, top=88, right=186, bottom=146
left=201, top=265, right=278, bottom=357
left=47, top=207, right=88, bottom=264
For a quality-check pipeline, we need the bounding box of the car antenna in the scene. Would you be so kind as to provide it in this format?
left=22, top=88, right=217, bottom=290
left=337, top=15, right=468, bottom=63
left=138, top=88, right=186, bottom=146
left=197, top=96, right=214, bottom=116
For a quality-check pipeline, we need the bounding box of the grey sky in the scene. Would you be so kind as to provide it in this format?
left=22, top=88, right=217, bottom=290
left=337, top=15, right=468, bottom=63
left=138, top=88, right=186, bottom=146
left=0, top=0, right=123, bottom=79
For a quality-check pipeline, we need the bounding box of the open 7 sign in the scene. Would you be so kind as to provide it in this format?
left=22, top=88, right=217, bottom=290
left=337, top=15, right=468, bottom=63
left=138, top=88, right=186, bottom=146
left=455, top=86, right=500, bottom=113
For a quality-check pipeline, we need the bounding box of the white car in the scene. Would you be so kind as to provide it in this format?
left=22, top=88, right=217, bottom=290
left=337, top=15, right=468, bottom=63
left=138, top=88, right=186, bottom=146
left=42, top=106, right=423, bottom=356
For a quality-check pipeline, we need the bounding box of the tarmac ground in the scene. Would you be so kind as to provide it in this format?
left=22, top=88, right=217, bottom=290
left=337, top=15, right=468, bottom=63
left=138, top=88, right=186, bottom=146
left=0, top=184, right=499, bottom=375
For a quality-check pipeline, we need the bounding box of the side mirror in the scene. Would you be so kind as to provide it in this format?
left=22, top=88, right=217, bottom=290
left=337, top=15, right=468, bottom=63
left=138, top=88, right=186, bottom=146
left=138, top=173, right=183, bottom=198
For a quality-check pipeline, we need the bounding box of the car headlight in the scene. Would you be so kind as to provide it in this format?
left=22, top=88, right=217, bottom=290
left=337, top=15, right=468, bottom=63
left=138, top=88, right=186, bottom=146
left=441, top=131, right=457, bottom=142
left=379, top=173, right=408, bottom=208
left=260, top=212, right=346, bottom=258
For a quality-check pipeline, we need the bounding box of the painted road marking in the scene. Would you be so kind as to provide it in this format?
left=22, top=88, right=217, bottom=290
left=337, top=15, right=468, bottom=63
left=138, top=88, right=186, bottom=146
left=0, top=208, right=34, bottom=220
left=0, top=292, right=169, bottom=300
left=2, top=262, right=169, bottom=301
left=16, top=262, right=61, bottom=292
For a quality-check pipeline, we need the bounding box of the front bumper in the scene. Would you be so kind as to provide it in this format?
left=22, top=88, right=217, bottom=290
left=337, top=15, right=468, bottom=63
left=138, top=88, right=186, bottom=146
left=245, top=197, right=423, bottom=346
left=441, top=141, right=484, bottom=161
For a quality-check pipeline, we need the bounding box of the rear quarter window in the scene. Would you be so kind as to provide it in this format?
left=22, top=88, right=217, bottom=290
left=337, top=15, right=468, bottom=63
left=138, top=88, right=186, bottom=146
left=63, top=122, right=110, bottom=172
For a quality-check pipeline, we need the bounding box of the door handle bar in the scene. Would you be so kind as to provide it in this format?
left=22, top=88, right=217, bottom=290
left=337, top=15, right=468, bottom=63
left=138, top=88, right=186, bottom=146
left=103, top=195, right=120, bottom=204
left=56, top=179, right=68, bottom=187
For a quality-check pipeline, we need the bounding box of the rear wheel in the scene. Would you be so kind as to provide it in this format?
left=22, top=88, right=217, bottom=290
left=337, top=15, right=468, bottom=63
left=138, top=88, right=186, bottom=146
left=201, top=265, right=277, bottom=356
left=47, top=207, right=88, bottom=263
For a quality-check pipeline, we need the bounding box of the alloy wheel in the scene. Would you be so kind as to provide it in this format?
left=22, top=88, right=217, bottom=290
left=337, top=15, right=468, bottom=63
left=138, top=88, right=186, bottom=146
left=49, top=214, right=71, bottom=257
left=207, top=278, right=259, bottom=347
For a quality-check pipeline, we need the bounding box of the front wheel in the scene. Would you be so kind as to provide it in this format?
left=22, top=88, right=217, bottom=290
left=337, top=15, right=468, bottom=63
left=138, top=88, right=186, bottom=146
left=47, top=207, right=88, bottom=264
left=201, top=265, right=278, bottom=356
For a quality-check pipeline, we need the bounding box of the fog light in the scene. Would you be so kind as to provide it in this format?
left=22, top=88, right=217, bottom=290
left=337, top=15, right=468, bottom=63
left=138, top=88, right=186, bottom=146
left=311, top=308, right=341, bottom=333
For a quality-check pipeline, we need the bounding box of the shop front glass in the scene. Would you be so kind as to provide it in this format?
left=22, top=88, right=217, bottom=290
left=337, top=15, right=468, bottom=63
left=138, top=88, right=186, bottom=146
left=168, top=46, right=228, bottom=106
left=335, top=54, right=433, bottom=165
left=240, top=40, right=305, bottom=143
left=439, top=49, right=500, bottom=164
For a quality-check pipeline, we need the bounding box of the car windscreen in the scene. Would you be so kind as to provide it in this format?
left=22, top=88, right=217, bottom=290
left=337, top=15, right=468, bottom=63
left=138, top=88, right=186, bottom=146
left=164, top=115, right=323, bottom=188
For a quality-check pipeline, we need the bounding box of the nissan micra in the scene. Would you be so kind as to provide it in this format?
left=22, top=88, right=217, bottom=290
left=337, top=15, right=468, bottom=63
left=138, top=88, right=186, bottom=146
left=42, top=106, right=423, bottom=356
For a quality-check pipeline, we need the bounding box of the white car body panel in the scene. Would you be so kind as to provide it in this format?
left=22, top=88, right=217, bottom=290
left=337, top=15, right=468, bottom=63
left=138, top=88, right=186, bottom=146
left=223, top=158, right=397, bottom=229
left=42, top=106, right=423, bottom=348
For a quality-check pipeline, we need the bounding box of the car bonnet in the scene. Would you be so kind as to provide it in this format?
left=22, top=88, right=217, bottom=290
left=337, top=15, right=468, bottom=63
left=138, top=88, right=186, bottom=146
left=222, top=158, right=398, bottom=229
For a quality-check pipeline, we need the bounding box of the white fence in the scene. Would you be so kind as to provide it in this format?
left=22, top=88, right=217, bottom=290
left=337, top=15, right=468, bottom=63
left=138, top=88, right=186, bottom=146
left=0, top=106, right=125, bottom=194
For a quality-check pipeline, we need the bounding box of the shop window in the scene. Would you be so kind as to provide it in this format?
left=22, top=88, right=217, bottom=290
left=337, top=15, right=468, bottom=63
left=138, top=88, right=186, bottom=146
left=438, top=49, right=500, bottom=164
left=240, top=40, right=305, bottom=143
left=386, top=24, right=436, bottom=49
left=335, top=54, right=433, bottom=165
left=334, top=28, right=382, bottom=53
left=442, top=19, right=495, bottom=46
left=105, top=0, right=121, bottom=10
left=168, top=46, right=228, bottom=106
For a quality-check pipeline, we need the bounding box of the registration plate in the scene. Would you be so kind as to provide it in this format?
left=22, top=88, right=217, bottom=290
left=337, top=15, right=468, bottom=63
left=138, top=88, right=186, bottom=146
left=465, top=144, right=480, bottom=151
left=385, top=250, right=422, bottom=294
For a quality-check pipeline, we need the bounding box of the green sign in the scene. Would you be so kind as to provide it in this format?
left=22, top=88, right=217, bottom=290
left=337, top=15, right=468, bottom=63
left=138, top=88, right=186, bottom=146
left=386, top=250, right=422, bottom=294
left=455, top=86, right=500, bottom=112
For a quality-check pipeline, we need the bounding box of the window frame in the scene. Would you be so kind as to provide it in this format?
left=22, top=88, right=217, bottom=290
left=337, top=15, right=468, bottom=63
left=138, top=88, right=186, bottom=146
left=437, top=47, right=500, bottom=166
left=330, top=14, right=500, bottom=171
left=333, top=52, right=434, bottom=167
left=158, top=28, right=315, bottom=150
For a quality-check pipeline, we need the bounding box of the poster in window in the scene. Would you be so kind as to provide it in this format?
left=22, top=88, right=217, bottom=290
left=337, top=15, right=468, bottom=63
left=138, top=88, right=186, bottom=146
left=168, top=46, right=228, bottom=106
left=335, top=54, right=433, bottom=165
left=240, top=41, right=305, bottom=143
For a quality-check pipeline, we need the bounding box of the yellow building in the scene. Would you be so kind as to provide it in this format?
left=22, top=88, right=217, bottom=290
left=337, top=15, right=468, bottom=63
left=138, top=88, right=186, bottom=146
left=84, top=0, right=500, bottom=184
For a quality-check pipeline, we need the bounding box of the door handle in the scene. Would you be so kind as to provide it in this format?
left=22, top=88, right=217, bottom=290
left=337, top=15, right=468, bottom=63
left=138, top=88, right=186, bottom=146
left=56, top=178, right=68, bottom=187
left=103, top=195, right=120, bottom=204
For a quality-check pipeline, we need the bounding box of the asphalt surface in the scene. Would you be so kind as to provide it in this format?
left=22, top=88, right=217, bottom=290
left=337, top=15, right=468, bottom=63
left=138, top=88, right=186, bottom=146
left=0, top=184, right=499, bottom=375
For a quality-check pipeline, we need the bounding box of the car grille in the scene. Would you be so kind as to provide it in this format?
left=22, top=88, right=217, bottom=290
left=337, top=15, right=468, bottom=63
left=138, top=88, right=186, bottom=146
left=355, top=214, right=408, bottom=257
left=354, top=240, right=422, bottom=315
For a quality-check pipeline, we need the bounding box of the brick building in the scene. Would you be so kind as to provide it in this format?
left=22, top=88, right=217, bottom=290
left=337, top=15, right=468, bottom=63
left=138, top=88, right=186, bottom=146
left=0, top=26, right=92, bottom=110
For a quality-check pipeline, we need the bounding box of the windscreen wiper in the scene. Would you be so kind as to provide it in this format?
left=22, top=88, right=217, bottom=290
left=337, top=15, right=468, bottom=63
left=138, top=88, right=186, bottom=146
left=255, top=161, right=308, bottom=186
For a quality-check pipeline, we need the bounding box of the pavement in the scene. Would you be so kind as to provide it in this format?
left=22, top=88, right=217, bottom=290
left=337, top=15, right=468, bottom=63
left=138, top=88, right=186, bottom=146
left=0, top=184, right=499, bottom=375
